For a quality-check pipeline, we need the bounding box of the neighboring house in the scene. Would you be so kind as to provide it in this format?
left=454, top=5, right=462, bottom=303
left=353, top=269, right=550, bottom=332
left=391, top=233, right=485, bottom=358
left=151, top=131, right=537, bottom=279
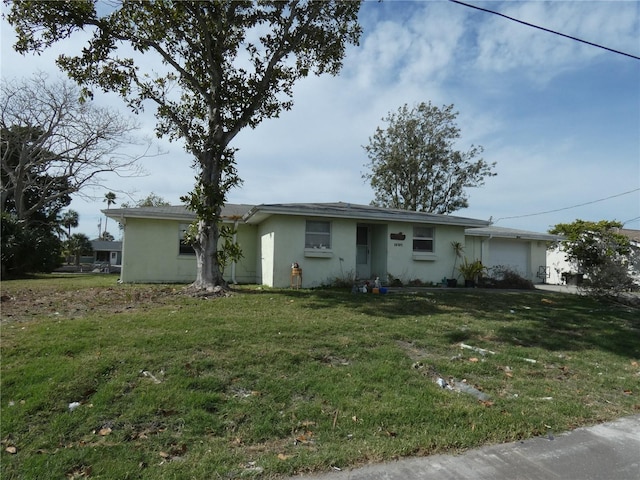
left=105, top=202, right=555, bottom=287
left=90, top=239, right=123, bottom=267
left=546, top=243, right=573, bottom=285
left=546, top=227, right=640, bottom=285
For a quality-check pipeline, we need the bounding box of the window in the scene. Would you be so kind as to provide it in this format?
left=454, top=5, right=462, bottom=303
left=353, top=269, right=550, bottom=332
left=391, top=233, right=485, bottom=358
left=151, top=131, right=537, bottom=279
left=305, top=220, right=331, bottom=249
left=413, top=226, right=434, bottom=252
left=179, top=224, right=195, bottom=255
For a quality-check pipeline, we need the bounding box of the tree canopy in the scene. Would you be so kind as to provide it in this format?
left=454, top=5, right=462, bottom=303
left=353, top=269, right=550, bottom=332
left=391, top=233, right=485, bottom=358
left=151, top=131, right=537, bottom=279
left=1, top=73, right=143, bottom=223
left=550, top=219, right=637, bottom=296
left=66, top=233, right=93, bottom=267
left=0, top=72, right=142, bottom=275
left=363, top=102, right=496, bottom=214
left=121, top=192, right=170, bottom=209
left=61, top=209, right=79, bottom=238
left=7, top=0, right=363, bottom=290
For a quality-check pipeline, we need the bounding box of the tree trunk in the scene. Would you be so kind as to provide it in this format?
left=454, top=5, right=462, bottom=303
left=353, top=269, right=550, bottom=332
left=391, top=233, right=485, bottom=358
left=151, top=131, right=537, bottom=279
left=191, top=218, right=227, bottom=290
left=189, top=149, right=228, bottom=291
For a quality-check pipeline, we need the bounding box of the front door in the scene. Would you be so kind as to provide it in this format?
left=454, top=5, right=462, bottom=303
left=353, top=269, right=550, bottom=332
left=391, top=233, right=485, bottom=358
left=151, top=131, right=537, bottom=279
left=356, top=225, right=370, bottom=279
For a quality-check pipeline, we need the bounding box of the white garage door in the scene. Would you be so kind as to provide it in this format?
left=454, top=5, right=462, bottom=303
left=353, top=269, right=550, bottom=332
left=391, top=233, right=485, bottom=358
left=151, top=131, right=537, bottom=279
left=487, top=239, right=529, bottom=277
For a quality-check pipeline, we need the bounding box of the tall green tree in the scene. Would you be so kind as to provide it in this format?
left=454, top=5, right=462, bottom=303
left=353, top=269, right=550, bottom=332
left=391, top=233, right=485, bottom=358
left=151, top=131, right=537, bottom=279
left=549, top=219, right=637, bottom=296
left=103, top=191, right=116, bottom=236
left=66, top=233, right=93, bottom=267
left=60, top=209, right=79, bottom=238
left=1, top=211, right=64, bottom=275
left=7, top=0, right=362, bottom=291
left=363, top=102, right=496, bottom=214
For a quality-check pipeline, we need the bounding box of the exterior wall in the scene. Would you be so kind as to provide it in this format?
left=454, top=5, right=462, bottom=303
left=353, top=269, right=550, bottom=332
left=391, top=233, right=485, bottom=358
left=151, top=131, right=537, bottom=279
left=529, top=240, right=549, bottom=283
left=257, top=216, right=358, bottom=288
left=547, top=244, right=574, bottom=284
left=119, top=213, right=553, bottom=287
left=465, top=236, right=551, bottom=284
left=385, top=223, right=466, bottom=285
left=463, top=236, right=483, bottom=264
left=93, top=250, right=122, bottom=265
left=120, top=217, right=256, bottom=284
left=257, top=217, right=469, bottom=288
left=232, top=223, right=258, bottom=284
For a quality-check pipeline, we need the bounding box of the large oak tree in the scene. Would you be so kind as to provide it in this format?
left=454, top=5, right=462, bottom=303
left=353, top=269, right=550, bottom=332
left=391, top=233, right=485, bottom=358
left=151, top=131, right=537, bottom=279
left=6, top=0, right=362, bottom=291
left=363, top=102, right=496, bottom=214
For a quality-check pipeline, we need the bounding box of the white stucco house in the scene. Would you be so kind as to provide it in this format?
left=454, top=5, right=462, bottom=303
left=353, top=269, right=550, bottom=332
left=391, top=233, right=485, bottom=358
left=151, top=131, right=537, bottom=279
left=104, top=202, right=558, bottom=288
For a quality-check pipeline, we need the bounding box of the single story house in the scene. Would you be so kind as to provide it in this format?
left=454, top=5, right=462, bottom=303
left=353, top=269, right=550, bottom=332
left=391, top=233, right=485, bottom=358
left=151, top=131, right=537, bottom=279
left=90, top=239, right=123, bottom=267
left=104, top=202, right=557, bottom=288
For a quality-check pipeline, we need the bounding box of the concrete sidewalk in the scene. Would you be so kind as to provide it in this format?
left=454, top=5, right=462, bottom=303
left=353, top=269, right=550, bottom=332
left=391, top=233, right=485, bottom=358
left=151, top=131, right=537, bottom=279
left=534, top=283, right=580, bottom=294
left=290, top=415, right=640, bottom=480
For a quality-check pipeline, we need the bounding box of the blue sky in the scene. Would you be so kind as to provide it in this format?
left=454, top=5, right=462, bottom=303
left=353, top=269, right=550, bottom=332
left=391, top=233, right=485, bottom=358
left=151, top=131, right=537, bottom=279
left=1, top=1, right=639, bottom=238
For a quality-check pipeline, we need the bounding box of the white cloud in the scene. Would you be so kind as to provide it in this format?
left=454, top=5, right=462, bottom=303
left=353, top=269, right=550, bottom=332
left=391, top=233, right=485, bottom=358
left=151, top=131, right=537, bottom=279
left=474, top=1, right=640, bottom=79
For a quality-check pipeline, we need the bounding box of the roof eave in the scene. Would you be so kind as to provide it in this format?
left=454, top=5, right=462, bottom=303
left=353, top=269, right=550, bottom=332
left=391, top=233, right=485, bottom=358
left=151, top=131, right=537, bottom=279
left=243, top=204, right=490, bottom=227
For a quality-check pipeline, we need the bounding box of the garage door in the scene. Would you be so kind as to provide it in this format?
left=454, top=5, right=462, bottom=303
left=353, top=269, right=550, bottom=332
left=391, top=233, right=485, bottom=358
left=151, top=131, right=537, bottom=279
left=487, top=238, right=529, bottom=277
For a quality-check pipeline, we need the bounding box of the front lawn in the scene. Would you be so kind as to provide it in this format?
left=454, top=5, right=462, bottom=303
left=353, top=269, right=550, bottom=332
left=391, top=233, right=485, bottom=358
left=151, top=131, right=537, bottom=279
left=1, top=275, right=638, bottom=479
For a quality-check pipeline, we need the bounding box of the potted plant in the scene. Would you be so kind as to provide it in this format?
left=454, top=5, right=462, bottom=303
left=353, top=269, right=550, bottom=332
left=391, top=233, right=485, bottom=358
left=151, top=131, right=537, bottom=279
left=447, top=241, right=464, bottom=287
left=458, top=258, right=485, bottom=288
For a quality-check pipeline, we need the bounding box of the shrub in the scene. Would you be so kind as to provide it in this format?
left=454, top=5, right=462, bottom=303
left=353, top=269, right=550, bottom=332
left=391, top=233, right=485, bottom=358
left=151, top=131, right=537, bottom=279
left=480, top=265, right=534, bottom=290
left=580, top=256, right=638, bottom=297
left=387, top=273, right=403, bottom=287
left=1, top=212, right=63, bottom=276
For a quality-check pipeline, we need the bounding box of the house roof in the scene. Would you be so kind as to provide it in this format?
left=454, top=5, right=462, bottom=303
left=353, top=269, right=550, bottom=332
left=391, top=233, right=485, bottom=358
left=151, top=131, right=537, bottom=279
left=618, top=228, right=640, bottom=243
left=465, top=226, right=561, bottom=241
left=242, top=202, right=491, bottom=227
left=104, top=202, right=491, bottom=227
left=91, top=240, right=123, bottom=251
left=103, top=204, right=253, bottom=223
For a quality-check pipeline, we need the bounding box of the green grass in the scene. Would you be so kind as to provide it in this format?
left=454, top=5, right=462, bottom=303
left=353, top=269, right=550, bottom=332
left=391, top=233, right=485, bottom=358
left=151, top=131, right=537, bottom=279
left=1, top=276, right=639, bottom=479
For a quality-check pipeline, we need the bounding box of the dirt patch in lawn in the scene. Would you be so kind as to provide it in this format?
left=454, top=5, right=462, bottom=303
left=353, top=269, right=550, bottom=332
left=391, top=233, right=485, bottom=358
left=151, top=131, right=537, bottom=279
left=0, top=285, right=181, bottom=322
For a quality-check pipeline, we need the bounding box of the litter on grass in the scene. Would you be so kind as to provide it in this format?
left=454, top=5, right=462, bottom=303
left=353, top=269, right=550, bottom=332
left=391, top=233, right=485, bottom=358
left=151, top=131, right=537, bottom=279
left=434, top=377, right=490, bottom=401
left=140, top=370, right=163, bottom=384
left=459, top=343, right=496, bottom=356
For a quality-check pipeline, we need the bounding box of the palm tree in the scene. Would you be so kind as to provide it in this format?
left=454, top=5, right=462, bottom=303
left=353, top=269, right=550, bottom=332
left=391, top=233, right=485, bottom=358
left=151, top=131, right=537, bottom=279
left=103, top=192, right=116, bottom=236
left=66, top=233, right=93, bottom=266
left=60, top=210, right=79, bottom=238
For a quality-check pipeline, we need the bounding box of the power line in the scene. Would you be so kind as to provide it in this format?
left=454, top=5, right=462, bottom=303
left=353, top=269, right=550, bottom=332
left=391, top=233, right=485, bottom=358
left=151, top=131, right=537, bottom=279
left=493, top=188, right=640, bottom=223
left=623, top=216, right=640, bottom=226
left=449, top=0, right=640, bottom=61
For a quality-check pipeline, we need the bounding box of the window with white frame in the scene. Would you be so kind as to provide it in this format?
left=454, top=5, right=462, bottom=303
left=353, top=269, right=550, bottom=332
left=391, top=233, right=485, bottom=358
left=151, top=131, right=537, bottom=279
left=305, top=220, right=331, bottom=249
left=413, top=226, right=434, bottom=252
left=179, top=223, right=195, bottom=255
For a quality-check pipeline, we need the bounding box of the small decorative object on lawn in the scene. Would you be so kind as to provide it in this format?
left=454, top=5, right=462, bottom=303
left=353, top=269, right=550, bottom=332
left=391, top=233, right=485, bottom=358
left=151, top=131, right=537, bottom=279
left=291, top=262, right=302, bottom=289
